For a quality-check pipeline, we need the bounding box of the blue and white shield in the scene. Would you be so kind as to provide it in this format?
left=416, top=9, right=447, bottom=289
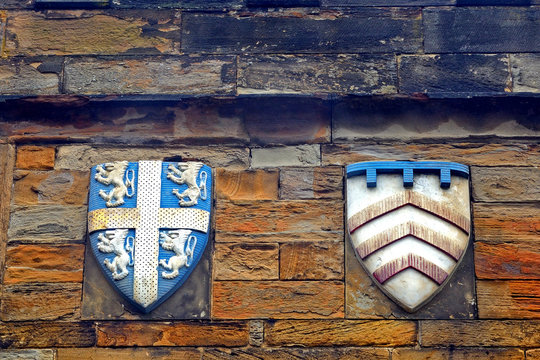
left=87, top=160, right=212, bottom=313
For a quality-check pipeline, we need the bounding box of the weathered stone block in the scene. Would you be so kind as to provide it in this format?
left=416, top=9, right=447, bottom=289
left=474, top=203, right=540, bottom=243
left=420, top=320, right=540, bottom=347
left=243, top=98, right=331, bottom=145
left=215, top=200, right=343, bottom=243
left=6, top=11, right=180, bottom=56
left=0, top=283, right=81, bottom=321
left=511, top=54, right=540, bottom=93
left=16, top=146, right=55, bottom=170
left=393, top=348, right=524, bottom=360
left=399, top=54, right=510, bottom=95
left=477, top=280, right=540, bottom=319
left=279, top=167, right=343, bottom=199
left=424, top=7, right=540, bottom=53
left=112, top=0, right=242, bottom=9
left=214, top=243, right=279, bottom=280
left=265, top=319, right=416, bottom=346
left=528, top=350, right=540, bottom=360
left=58, top=348, right=201, bottom=360
left=216, top=169, right=278, bottom=200
left=182, top=9, right=422, bottom=54
left=96, top=321, right=249, bottom=347
left=0, top=59, right=59, bottom=95
left=0, top=144, right=15, bottom=282
left=212, top=281, right=344, bottom=319
left=238, top=55, right=396, bottom=95
left=203, top=347, right=390, bottom=360
left=8, top=205, right=87, bottom=243
left=280, top=241, right=343, bottom=280
left=252, top=145, right=320, bottom=168
left=4, top=244, right=84, bottom=284
left=13, top=170, right=89, bottom=205
left=475, top=242, right=540, bottom=280
left=55, top=145, right=249, bottom=171
left=0, top=322, right=95, bottom=348
left=0, top=349, right=55, bottom=360
left=471, top=167, right=540, bottom=202
left=65, top=56, right=236, bottom=95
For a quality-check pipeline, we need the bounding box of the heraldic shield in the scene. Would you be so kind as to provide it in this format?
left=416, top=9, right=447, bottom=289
left=346, top=161, right=470, bottom=312
left=87, top=160, right=212, bottom=313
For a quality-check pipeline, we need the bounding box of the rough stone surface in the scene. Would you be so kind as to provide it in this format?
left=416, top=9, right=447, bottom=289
left=392, top=348, right=524, bottom=360
left=528, top=350, right=540, bottom=360
left=1, top=283, right=82, bottom=321
left=280, top=241, right=343, bottom=280
left=203, top=347, right=390, bottom=359
left=0, top=59, right=59, bottom=95
left=58, top=348, right=202, bottom=360
left=322, top=143, right=540, bottom=167
left=252, top=145, right=320, bottom=168
left=96, top=321, right=249, bottom=347
left=475, top=242, right=540, bottom=280
left=16, top=146, right=55, bottom=170
left=0, top=349, right=55, bottom=360
left=0, top=322, right=96, bottom=348
left=215, top=169, right=278, bottom=200
left=474, top=203, right=540, bottom=243
left=55, top=145, right=249, bottom=171
left=214, top=243, right=279, bottom=280
left=13, top=170, right=89, bottom=205
left=212, top=281, right=344, bottom=319
left=8, top=205, right=87, bottom=243
left=477, top=280, right=540, bottom=319
left=424, top=7, right=540, bottom=53
left=265, top=320, right=416, bottom=346
left=511, top=54, right=540, bottom=93
left=399, top=54, right=510, bottom=95
left=4, top=244, right=84, bottom=284
left=112, top=0, right=243, bottom=9
left=5, top=11, right=180, bottom=56
left=471, top=167, right=540, bottom=202
left=215, top=200, right=343, bottom=243
left=182, top=10, right=422, bottom=54
left=248, top=320, right=264, bottom=346
left=279, top=167, right=343, bottom=199
left=65, top=56, right=236, bottom=95
left=238, top=55, right=396, bottom=95
left=0, top=145, right=15, bottom=283
left=420, top=320, right=540, bottom=347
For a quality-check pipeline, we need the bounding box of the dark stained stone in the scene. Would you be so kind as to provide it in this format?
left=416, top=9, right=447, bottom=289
left=322, top=0, right=453, bottom=5
left=247, top=0, right=320, bottom=6
left=112, top=0, right=243, bottom=8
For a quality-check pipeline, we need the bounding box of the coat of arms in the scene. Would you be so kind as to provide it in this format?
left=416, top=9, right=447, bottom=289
left=87, top=160, right=212, bottom=313
left=346, top=161, right=470, bottom=312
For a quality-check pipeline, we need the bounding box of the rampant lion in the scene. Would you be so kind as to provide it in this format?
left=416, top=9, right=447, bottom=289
left=97, top=229, right=132, bottom=280
left=159, top=229, right=196, bottom=279
left=167, top=162, right=205, bottom=207
left=95, top=161, right=134, bottom=207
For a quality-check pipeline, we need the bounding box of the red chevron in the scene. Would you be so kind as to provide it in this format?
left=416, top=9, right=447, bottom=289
left=372, top=253, right=449, bottom=285
left=356, top=221, right=464, bottom=260
left=348, top=190, right=470, bottom=235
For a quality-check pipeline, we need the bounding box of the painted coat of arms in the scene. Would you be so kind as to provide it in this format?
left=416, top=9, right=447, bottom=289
left=346, top=161, right=470, bottom=312
left=87, top=160, right=212, bottom=313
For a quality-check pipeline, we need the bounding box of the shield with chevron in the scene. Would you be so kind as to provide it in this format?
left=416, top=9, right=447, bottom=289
left=87, top=160, right=212, bottom=313
left=346, top=161, right=470, bottom=312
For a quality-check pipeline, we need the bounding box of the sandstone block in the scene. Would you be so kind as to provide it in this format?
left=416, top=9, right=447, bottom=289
left=96, top=321, right=249, bottom=347
left=55, top=145, right=249, bottom=171
left=0, top=59, right=59, bottom=95
left=477, top=280, right=540, bottom=319
left=280, top=241, right=343, bottom=280
left=13, top=170, right=89, bottom=205
left=113, top=0, right=242, bottom=8
left=0, top=283, right=81, bottom=321
left=265, top=319, right=416, bottom=346
left=214, top=243, right=279, bottom=280
left=475, top=242, right=540, bottom=280
left=65, top=56, right=235, bottom=95
left=212, top=281, right=344, bottom=319
left=238, top=55, right=396, bottom=95
left=215, top=200, right=343, bottom=243
left=6, top=11, right=180, bottom=56
left=216, top=169, right=278, bottom=200
left=16, top=146, right=55, bottom=170
left=279, top=167, right=342, bottom=199
left=511, top=54, right=540, bottom=93
left=0, top=145, right=15, bottom=283
left=0, top=322, right=95, bottom=348
left=420, top=320, right=540, bottom=347
left=4, top=244, right=84, bottom=284
left=203, top=347, right=390, bottom=360
left=473, top=203, right=540, bottom=243
left=393, top=348, right=524, bottom=360
left=8, top=205, right=87, bottom=243
left=252, top=145, right=320, bottom=168
left=0, top=349, right=55, bottom=360
left=322, top=0, right=452, bottom=4
left=528, top=350, right=540, bottom=360
left=58, top=348, right=202, bottom=360
left=472, top=166, right=540, bottom=202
